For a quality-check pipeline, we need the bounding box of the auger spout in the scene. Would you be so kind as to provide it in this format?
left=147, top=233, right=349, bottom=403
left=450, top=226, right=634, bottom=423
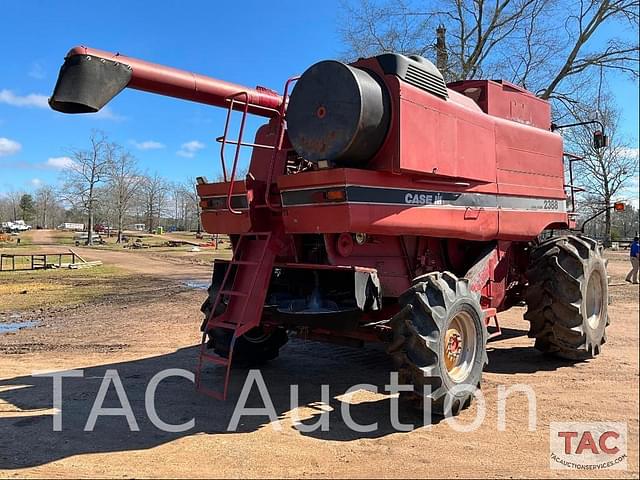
left=49, top=46, right=282, bottom=117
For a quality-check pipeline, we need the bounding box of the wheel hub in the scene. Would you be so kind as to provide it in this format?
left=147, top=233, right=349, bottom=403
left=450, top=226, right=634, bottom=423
left=445, top=330, right=463, bottom=361
left=443, top=311, right=478, bottom=383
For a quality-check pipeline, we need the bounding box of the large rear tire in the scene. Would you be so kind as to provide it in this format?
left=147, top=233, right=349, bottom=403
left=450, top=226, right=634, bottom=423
left=524, top=234, right=609, bottom=360
left=388, top=272, right=488, bottom=416
left=200, top=280, right=288, bottom=366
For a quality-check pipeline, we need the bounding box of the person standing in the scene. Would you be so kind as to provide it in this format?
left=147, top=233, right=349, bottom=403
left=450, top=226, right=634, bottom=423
left=626, top=236, right=640, bottom=284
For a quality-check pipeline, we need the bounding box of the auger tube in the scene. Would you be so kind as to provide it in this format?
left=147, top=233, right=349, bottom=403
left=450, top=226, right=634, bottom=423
left=49, top=46, right=282, bottom=117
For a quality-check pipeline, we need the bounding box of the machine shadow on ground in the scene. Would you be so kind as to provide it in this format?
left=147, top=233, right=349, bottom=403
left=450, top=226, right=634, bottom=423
left=0, top=335, right=576, bottom=469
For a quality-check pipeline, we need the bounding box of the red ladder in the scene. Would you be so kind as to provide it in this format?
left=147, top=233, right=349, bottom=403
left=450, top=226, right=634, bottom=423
left=195, top=232, right=276, bottom=400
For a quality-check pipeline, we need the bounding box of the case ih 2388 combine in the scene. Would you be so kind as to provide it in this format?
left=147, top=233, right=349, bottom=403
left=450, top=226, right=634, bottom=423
left=49, top=46, right=610, bottom=415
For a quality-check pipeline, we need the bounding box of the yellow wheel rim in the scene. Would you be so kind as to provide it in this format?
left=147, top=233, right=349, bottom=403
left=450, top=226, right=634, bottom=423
left=444, top=311, right=477, bottom=383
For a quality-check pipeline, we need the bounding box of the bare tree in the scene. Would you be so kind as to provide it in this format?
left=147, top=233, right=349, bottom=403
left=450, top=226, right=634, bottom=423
left=5, top=190, right=23, bottom=221
left=167, top=180, right=201, bottom=232
left=184, top=178, right=202, bottom=233
left=35, top=185, right=57, bottom=228
left=566, top=98, right=639, bottom=242
left=538, top=0, right=640, bottom=100
left=340, top=0, right=639, bottom=103
left=141, top=173, right=168, bottom=233
left=169, top=181, right=183, bottom=230
left=59, top=132, right=112, bottom=245
left=108, top=150, right=142, bottom=242
left=611, top=203, right=639, bottom=239
left=0, top=196, right=9, bottom=222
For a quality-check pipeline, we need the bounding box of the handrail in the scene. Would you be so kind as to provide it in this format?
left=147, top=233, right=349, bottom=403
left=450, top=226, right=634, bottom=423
left=218, top=78, right=298, bottom=215
left=215, top=136, right=275, bottom=150
left=221, top=92, right=250, bottom=215
left=219, top=95, right=281, bottom=182
left=264, top=75, right=300, bottom=211
left=563, top=152, right=584, bottom=213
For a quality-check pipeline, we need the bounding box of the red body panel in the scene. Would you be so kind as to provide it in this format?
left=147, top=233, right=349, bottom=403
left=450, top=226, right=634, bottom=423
left=448, top=79, right=551, bottom=130
left=276, top=168, right=567, bottom=241
left=397, top=84, right=497, bottom=182
left=197, top=181, right=252, bottom=233
left=349, top=58, right=564, bottom=192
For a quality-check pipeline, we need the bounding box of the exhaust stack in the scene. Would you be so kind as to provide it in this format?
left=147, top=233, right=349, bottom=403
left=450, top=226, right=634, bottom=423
left=49, top=46, right=282, bottom=118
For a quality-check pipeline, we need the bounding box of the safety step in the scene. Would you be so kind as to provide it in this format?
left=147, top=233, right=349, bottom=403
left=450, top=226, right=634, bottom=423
left=200, top=352, right=230, bottom=366
left=207, top=321, right=238, bottom=331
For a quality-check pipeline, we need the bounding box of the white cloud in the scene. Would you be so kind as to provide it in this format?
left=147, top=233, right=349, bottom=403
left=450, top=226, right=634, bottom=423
left=0, top=137, right=22, bottom=157
left=1, top=89, right=124, bottom=120
left=46, top=156, right=75, bottom=169
left=132, top=140, right=165, bottom=150
left=28, top=62, right=46, bottom=80
left=619, top=147, right=639, bottom=159
left=30, top=178, right=43, bottom=187
left=0, top=89, right=48, bottom=108
left=177, top=140, right=205, bottom=158
left=621, top=177, right=640, bottom=208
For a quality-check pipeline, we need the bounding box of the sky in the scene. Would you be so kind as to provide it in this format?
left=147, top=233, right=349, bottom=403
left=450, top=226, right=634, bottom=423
left=0, top=0, right=638, bottom=201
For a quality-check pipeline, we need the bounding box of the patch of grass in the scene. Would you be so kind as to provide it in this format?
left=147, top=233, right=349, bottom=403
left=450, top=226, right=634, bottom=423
left=0, top=254, right=33, bottom=269
left=0, top=265, right=126, bottom=312
left=50, top=231, right=77, bottom=245
left=0, top=233, right=32, bottom=248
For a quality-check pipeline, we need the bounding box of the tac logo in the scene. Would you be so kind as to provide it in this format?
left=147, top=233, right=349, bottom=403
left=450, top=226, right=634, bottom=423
left=549, top=422, right=627, bottom=470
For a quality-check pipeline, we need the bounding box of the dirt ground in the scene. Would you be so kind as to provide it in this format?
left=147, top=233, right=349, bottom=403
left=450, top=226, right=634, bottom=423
left=0, top=230, right=638, bottom=478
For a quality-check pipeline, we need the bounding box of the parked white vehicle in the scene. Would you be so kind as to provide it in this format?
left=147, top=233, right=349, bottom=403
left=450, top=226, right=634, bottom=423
left=58, top=222, right=85, bottom=231
left=1, top=220, right=32, bottom=232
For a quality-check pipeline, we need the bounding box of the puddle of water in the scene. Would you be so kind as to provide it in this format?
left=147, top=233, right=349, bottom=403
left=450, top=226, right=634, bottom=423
left=0, top=321, right=37, bottom=334
left=182, top=280, right=209, bottom=290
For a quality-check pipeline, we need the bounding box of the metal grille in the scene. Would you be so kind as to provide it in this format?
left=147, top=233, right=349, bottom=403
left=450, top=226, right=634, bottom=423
left=405, top=64, right=449, bottom=99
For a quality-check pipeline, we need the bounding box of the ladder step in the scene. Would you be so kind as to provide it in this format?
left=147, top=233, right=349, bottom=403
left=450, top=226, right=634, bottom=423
left=200, top=352, right=230, bottom=366
left=207, top=321, right=238, bottom=331
left=220, top=289, right=248, bottom=297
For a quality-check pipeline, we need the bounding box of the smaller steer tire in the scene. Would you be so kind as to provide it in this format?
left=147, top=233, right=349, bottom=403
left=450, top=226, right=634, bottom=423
left=200, top=280, right=288, bottom=366
left=388, top=272, right=488, bottom=416
left=524, top=235, right=609, bottom=360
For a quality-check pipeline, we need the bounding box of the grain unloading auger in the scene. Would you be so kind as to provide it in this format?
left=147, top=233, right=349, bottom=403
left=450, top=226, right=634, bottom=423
left=50, top=46, right=610, bottom=415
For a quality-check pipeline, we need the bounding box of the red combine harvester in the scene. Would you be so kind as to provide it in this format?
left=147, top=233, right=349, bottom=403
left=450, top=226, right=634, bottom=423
left=50, top=46, right=610, bottom=415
